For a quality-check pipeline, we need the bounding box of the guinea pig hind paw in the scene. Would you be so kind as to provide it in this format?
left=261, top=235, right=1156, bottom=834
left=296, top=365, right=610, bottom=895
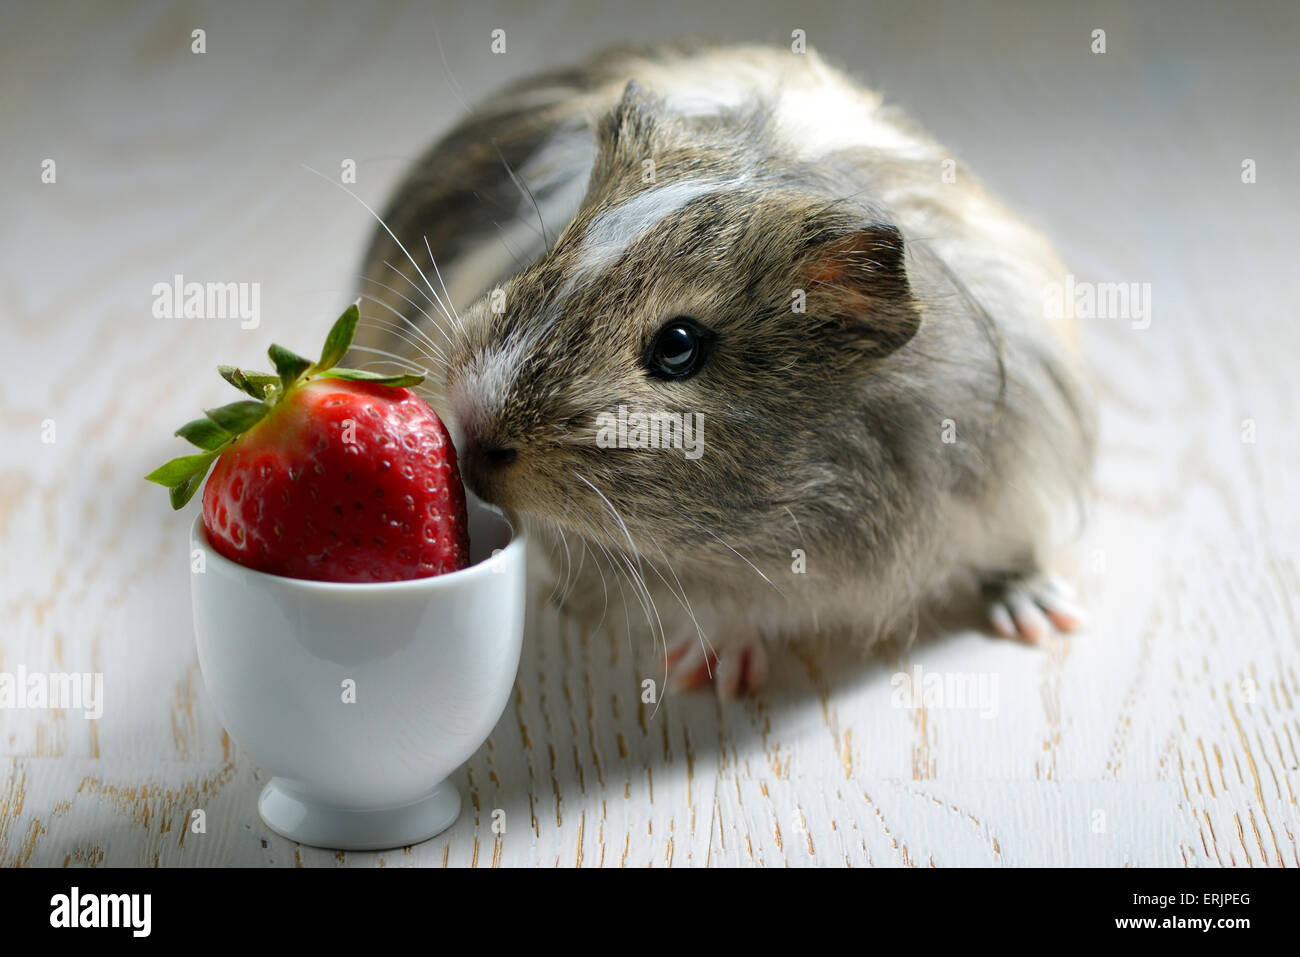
left=722, top=640, right=769, bottom=699
left=666, top=634, right=768, bottom=699
left=666, top=637, right=717, bottom=691
left=984, top=574, right=1087, bottom=644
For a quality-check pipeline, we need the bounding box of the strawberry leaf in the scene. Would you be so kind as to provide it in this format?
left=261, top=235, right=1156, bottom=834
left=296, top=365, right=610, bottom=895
left=268, top=344, right=312, bottom=391
left=169, top=468, right=208, bottom=509
left=145, top=450, right=218, bottom=488
left=205, top=400, right=268, bottom=433
left=243, top=371, right=280, bottom=398
left=218, top=364, right=255, bottom=396
left=176, top=417, right=230, bottom=451
left=219, top=365, right=278, bottom=400
left=318, top=302, right=360, bottom=372
left=320, top=368, right=425, bottom=387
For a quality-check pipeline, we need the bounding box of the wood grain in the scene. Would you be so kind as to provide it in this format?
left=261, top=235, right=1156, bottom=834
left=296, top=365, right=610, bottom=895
left=1, top=0, right=1297, bottom=867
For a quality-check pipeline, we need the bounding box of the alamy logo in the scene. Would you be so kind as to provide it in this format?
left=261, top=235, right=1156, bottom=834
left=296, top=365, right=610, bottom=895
left=1043, top=274, right=1152, bottom=330
left=0, top=666, right=103, bottom=719
left=50, top=887, right=151, bottom=937
left=595, top=405, right=705, bottom=460
left=151, top=274, right=260, bottom=328
left=890, top=665, right=1000, bottom=719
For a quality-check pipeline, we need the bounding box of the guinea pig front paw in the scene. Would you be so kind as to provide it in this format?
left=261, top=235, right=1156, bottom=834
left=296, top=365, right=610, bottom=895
left=665, top=631, right=768, bottom=700
left=982, top=572, right=1087, bottom=644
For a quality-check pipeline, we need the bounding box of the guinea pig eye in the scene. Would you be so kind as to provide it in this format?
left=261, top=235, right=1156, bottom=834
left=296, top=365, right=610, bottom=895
left=645, top=318, right=712, bottom=380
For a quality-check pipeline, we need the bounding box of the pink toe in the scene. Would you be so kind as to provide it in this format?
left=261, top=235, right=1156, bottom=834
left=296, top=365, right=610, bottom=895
left=988, top=602, right=1017, bottom=639
left=1042, top=601, right=1086, bottom=632
left=1010, top=596, right=1050, bottom=642
left=715, top=653, right=744, bottom=700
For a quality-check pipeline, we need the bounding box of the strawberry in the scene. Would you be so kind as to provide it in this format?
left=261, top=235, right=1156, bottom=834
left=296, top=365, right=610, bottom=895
left=147, top=303, right=470, bottom=582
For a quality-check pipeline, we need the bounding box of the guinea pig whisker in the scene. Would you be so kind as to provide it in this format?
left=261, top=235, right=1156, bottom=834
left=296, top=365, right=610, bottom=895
left=426, top=27, right=562, bottom=305
left=607, top=542, right=644, bottom=662
left=491, top=139, right=551, bottom=253
left=584, top=534, right=625, bottom=641
left=345, top=342, right=428, bottom=372
left=356, top=298, right=449, bottom=366
left=300, top=163, right=452, bottom=330
left=573, top=472, right=639, bottom=559
left=589, top=528, right=652, bottom=652
left=488, top=219, right=532, bottom=274
left=673, top=507, right=785, bottom=598
left=608, top=532, right=656, bottom=629
left=574, top=473, right=671, bottom=681
left=616, top=547, right=667, bottom=684
left=353, top=319, right=443, bottom=371
left=784, top=505, right=805, bottom=546
left=431, top=18, right=592, bottom=276
left=380, top=259, right=459, bottom=336
left=358, top=277, right=455, bottom=349
left=422, top=236, right=471, bottom=342
left=570, top=537, right=600, bottom=621
left=429, top=13, right=474, bottom=117
left=541, top=520, right=567, bottom=603
left=545, top=519, right=574, bottom=607
left=552, top=520, right=592, bottom=612
left=531, top=505, right=613, bottom=638
left=573, top=494, right=659, bottom=645
left=643, top=528, right=712, bottom=675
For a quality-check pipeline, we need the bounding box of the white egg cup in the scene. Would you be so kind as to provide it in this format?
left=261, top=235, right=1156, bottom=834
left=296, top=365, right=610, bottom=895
left=190, top=497, right=526, bottom=851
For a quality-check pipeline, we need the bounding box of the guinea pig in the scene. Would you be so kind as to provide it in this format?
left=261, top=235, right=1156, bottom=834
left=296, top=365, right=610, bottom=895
left=352, top=41, right=1095, bottom=697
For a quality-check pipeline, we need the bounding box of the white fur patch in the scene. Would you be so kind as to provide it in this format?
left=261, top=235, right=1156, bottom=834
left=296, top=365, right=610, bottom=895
left=449, top=333, right=532, bottom=440
left=573, top=176, right=744, bottom=278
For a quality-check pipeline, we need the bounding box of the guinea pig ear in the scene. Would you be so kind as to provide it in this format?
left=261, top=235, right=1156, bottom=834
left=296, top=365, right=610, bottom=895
left=798, top=224, right=920, bottom=357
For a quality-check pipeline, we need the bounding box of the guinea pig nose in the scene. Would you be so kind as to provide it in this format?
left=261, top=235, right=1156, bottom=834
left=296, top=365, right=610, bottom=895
left=460, top=435, right=519, bottom=504
left=462, top=433, right=518, bottom=476
left=458, top=433, right=517, bottom=504
left=481, top=444, right=518, bottom=468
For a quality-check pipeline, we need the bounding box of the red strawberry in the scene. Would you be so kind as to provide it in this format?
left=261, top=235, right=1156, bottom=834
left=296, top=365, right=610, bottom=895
left=147, top=303, right=470, bottom=582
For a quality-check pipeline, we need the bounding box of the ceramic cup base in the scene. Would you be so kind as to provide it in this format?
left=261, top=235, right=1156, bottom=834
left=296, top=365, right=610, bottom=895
left=257, top=779, right=462, bottom=851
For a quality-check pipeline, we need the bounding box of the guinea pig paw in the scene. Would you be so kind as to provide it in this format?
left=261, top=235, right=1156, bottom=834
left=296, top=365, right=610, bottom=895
left=985, top=573, right=1087, bottom=644
left=666, top=633, right=767, bottom=699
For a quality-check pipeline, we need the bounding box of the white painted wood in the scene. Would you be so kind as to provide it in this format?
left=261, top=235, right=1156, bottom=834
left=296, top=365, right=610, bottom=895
left=2, top=0, right=1297, bottom=867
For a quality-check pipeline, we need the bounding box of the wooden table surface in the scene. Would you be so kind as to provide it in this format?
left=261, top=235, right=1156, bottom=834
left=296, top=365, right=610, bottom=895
left=2, top=0, right=1297, bottom=867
